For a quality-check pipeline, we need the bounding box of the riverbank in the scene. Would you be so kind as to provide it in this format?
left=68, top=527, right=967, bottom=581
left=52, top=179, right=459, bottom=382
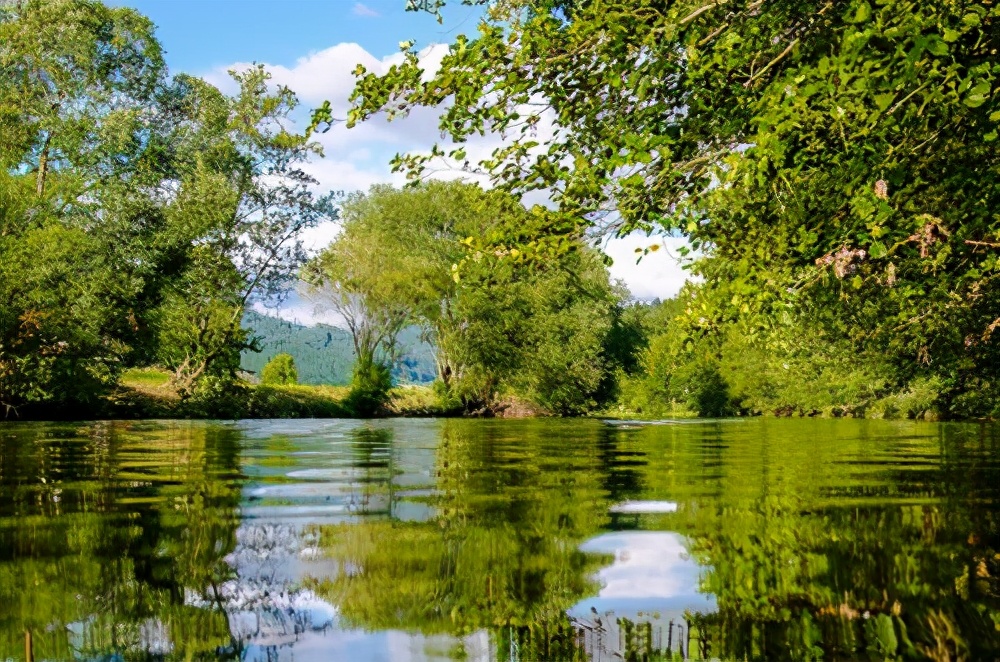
left=104, top=369, right=467, bottom=420
left=3, top=368, right=981, bottom=422
left=0, top=369, right=462, bottom=421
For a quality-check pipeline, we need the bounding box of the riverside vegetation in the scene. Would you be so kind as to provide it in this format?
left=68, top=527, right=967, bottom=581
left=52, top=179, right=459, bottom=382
left=2, top=0, right=999, bottom=421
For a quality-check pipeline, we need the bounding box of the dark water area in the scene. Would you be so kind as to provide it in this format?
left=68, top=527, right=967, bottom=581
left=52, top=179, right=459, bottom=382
left=0, top=418, right=997, bottom=661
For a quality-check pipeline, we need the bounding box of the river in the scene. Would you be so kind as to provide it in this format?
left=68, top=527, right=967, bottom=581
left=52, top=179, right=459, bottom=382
left=0, top=418, right=997, bottom=660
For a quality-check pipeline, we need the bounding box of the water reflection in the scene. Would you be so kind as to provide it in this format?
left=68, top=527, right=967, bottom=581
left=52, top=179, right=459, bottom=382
left=0, top=420, right=242, bottom=659
left=0, top=419, right=997, bottom=660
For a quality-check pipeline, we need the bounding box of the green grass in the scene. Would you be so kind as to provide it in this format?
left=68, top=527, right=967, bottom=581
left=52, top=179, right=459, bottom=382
left=120, top=367, right=172, bottom=388
left=106, top=371, right=458, bottom=419
left=595, top=403, right=698, bottom=420
left=385, top=384, right=463, bottom=417
left=247, top=384, right=352, bottom=418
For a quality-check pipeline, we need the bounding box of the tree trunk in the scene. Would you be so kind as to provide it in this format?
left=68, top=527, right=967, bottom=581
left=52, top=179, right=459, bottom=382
left=36, top=134, right=51, bottom=197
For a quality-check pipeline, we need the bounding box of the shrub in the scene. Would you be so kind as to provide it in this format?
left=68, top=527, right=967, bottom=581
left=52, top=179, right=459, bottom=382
left=344, top=358, right=393, bottom=416
left=180, top=376, right=250, bottom=419
left=260, top=353, right=298, bottom=385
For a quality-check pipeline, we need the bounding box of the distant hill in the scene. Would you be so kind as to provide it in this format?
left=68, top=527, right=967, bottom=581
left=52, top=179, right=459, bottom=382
left=240, top=311, right=437, bottom=385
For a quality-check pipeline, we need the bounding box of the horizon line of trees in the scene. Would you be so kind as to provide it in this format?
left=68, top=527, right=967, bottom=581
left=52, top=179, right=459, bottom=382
left=5, top=0, right=1000, bottom=421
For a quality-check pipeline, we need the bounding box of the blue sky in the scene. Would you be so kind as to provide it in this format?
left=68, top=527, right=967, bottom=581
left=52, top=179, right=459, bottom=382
left=113, top=1, right=484, bottom=75
left=112, top=0, right=690, bottom=320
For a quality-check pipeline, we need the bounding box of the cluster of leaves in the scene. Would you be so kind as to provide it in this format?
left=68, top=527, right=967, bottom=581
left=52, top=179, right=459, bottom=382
left=341, top=0, right=1000, bottom=418
left=303, top=181, right=626, bottom=415
left=0, top=0, right=333, bottom=413
left=260, top=352, right=299, bottom=385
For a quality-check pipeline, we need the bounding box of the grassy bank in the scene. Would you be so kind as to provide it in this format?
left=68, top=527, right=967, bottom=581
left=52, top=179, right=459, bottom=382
left=10, top=368, right=961, bottom=422
left=91, top=368, right=462, bottom=420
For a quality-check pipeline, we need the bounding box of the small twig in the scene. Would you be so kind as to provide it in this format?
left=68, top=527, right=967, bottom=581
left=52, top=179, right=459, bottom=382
left=744, top=38, right=799, bottom=87
left=965, top=239, right=1000, bottom=248
left=680, top=0, right=728, bottom=25
left=698, top=22, right=729, bottom=46
left=887, top=82, right=929, bottom=115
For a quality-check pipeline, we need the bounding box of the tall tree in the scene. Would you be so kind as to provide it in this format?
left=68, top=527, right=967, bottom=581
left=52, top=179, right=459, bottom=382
left=0, top=0, right=167, bottom=409
left=0, top=1, right=335, bottom=411
left=154, top=67, right=336, bottom=389
left=305, top=181, right=618, bottom=413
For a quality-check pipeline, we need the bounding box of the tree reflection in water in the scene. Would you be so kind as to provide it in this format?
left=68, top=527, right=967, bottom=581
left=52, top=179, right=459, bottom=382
left=308, top=420, right=617, bottom=659
left=0, top=421, right=243, bottom=659
left=309, top=420, right=1000, bottom=661
left=1, top=419, right=997, bottom=661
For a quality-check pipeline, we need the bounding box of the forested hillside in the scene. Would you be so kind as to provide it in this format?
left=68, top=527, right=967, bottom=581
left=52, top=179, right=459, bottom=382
left=240, top=311, right=437, bottom=385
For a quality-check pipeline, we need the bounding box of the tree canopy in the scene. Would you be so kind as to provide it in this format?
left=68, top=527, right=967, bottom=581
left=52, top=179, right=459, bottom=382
left=339, top=0, right=1000, bottom=417
left=0, top=0, right=333, bottom=412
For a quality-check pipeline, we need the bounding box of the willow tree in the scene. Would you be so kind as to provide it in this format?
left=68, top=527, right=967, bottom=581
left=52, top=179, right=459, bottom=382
left=335, top=0, right=1000, bottom=416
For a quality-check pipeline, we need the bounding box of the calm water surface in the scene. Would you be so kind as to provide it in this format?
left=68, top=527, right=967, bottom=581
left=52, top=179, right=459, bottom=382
left=0, top=418, right=997, bottom=661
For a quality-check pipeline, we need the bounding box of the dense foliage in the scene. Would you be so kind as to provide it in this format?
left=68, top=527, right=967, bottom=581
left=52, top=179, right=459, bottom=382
left=304, top=181, right=626, bottom=415
left=0, top=0, right=332, bottom=413
left=5, top=0, right=997, bottom=420
left=260, top=352, right=298, bottom=385
left=343, top=0, right=1000, bottom=418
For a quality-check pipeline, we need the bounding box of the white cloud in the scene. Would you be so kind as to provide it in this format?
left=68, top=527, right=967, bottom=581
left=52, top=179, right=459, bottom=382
left=352, top=2, right=380, bottom=18
left=601, top=233, right=696, bottom=301
left=578, top=532, right=703, bottom=600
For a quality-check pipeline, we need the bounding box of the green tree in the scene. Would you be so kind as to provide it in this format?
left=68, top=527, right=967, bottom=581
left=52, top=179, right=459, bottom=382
left=340, top=0, right=1000, bottom=418
left=450, top=243, right=618, bottom=413
left=0, top=1, right=335, bottom=412
left=260, top=352, right=298, bottom=385
left=304, top=181, right=619, bottom=414
left=0, top=0, right=167, bottom=410
left=153, top=67, right=335, bottom=391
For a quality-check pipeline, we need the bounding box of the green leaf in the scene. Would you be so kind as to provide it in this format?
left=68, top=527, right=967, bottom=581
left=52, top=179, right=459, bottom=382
left=965, top=82, right=992, bottom=108
left=874, top=94, right=895, bottom=112
left=926, top=38, right=948, bottom=57
left=869, top=241, right=888, bottom=259
left=851, top=2, right=872, bottom=23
